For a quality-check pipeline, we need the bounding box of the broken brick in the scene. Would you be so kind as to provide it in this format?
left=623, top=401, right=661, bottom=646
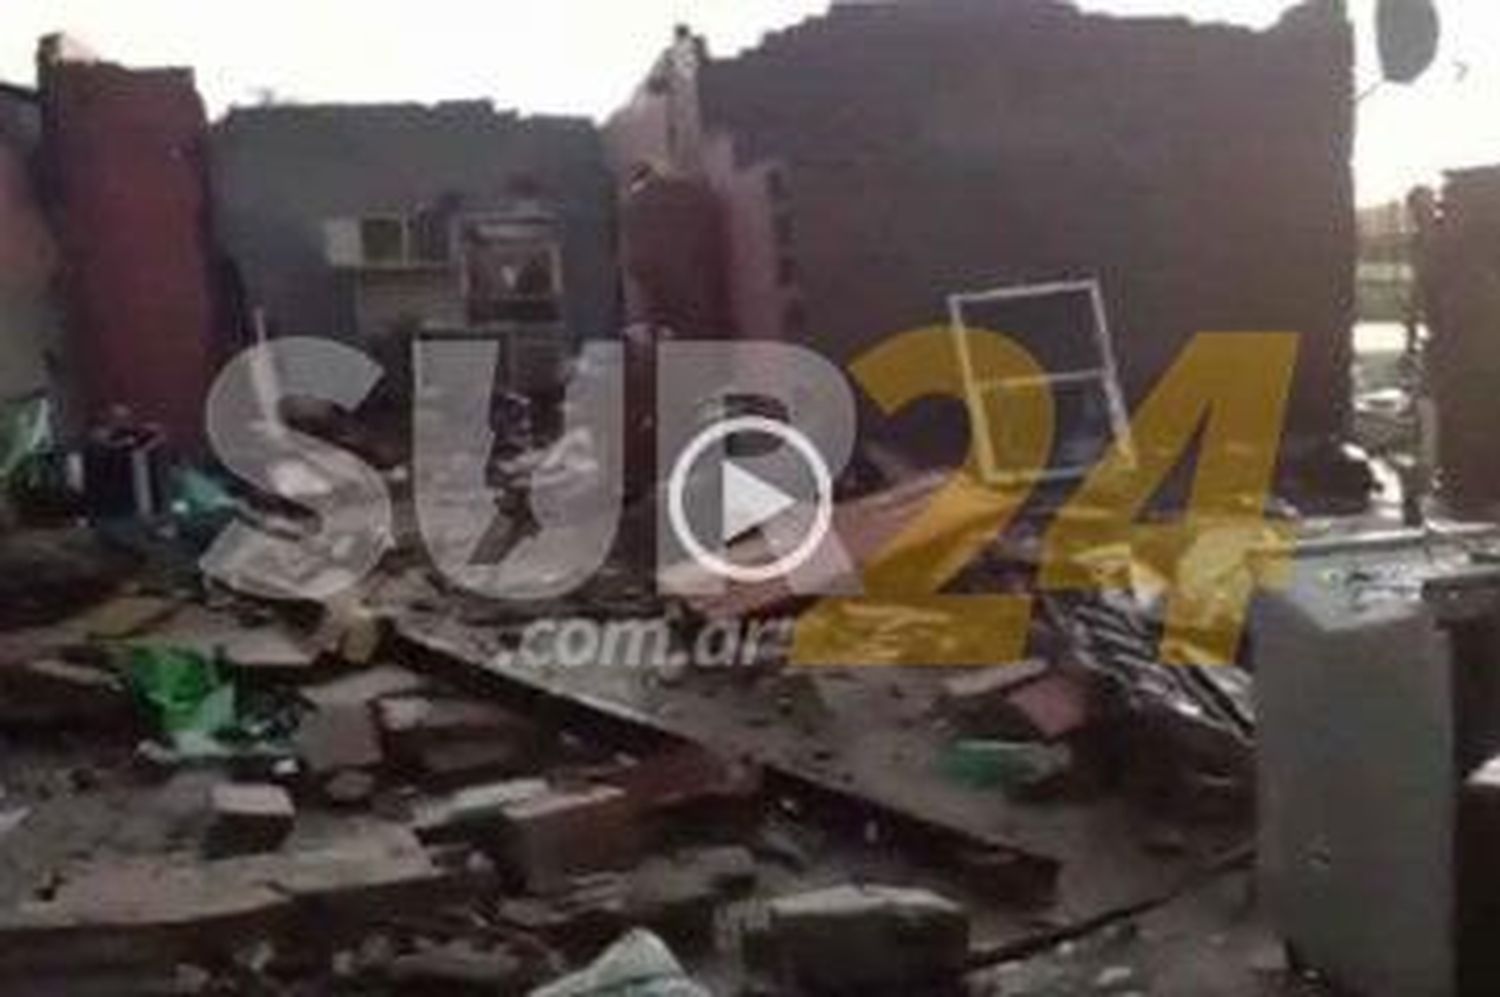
left=295, top=701, right=383, bottom=774
left=376, top=695, right=528, bottom=742
left=608, top=744, right=761, bottom=817
left=496, top=873, right=627, bottom=958
left=0, top=828, right=460, bottom=976
left=76, top=594, right=180, bottom=639
left=625, top=846, right=757, bottom=948
left=413, top=777, right=550, bottom=844
left=940, top=658, right=1051, bottom=723
left=415, top=740, right=531, bottom=785
left=322, top=769, right=378, bottom=807
left=499, top=785, right=639, bottom=891
left=754, top=884, right=970, bottom=994
left=148, top=606, right=317, bottom=674
left=376, top=695, right=539, bottom=782
left=0, top=658, right=130, bottom=727
left=205, top=783, right=295, bottom=857
left=385, top=940, right=525, bottom=990
left=302, top=664, right=425, bottom=709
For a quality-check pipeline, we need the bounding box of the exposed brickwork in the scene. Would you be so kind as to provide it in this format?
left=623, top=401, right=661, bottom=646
left=609, top=0, right=1356, bottom=456
left=41, top=59, right=219, bottom=450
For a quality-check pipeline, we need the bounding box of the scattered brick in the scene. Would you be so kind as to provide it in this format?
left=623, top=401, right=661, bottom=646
left=295, top=702, right=383, bottom=774
left=413, top=777, right=550, bottom=844
left=625, top=846, right=758, bottom=948
left=302, top=664, right=424, bottom=710
left=753, top=884, right=970, bottom=993
left=0, top=658, right=130, bottom=727
left=0, top=828, right=459, bottom=977
left=608, top=744, right=761, bottom=817
left=940, top=658, right=1051, bottom=722
left=500, top=785, right=639, bottom=891
left=205, top=783, right=295, bottom=858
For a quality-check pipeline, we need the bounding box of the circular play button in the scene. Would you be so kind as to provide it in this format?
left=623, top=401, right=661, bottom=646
left=667, top=415, right=834, bottom=583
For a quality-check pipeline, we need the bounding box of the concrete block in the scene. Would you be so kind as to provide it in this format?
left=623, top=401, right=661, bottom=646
left=376, top=694, right=538, bottom=781
left=940, top=658, right=1050, bottom=720
left=0, top=658, right=129, bottom=727
left=625, top=846, right=757, bottom=948
left=322, top=769, right=378, bottom=807
left=500, top=785, right=639, bottom=891
left=496, top=873, right=627, bottom=957
left=205, top=783, right=294, bottom=857
left=295, top=702, right=383, bottom=774
left=759, top=884, right=969, bottom=993
left=0, top=827, right=456, bottom=975
left=416, top=740, right=530, bottom=784
left=76, top=595, right=179, bottom=639
left=375, top=695, right=527, bottom=741
left=147, top=606, right=317, bottom=673
left=413, top=777, right=550, bottom=843
left=386, top=940, right=524, bottom=989
left=302, top=664, right=424, bottom=709
left=608, top=744, right=761, bottom=816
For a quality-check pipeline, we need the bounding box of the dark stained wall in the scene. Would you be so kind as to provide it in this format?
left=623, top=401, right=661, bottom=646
left=609, top=0, right=1356, bottom=450
left=211, top=102, right=618, bottom=345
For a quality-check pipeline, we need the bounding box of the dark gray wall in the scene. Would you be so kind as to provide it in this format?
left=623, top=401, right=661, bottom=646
left=0, top=86, right=62, bottom=405
left=210, top=100, right=618, bottom=344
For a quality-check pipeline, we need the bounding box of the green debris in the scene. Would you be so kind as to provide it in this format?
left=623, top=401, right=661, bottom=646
left=124, top=646, right=236, bottom=745
left=165, top=466, right=240, bottom=553
left=170, top=466, right=237, bottom=524
left=122, top=645, right=299, bottom=760
left=0, top=394, right=52, bottom=484
left=938, top=739, right=1072, bottom=792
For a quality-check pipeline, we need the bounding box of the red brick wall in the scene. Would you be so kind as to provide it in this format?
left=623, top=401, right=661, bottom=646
left=43, top=61, right=218, bottom=450
left=610, top=0, right=1356, bottom=454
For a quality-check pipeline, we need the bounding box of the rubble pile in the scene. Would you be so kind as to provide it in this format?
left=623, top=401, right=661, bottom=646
left=0, top=577, right=1003, bottom=995
left=0, top=1, right=1399, bottom=991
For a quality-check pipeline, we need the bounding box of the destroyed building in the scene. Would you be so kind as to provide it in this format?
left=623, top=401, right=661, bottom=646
left=609, top=0, right=1356, bottom=469
left=6, top=2, right=1499, bottom=995
left=211, top=102, right=619, bottom=395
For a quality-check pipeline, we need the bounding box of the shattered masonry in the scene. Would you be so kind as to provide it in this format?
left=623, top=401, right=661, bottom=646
left=608, top=0, right=1356, bottom=464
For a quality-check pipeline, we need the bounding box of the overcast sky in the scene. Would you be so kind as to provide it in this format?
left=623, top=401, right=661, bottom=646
left=2, top=0, right=1496, bottom=205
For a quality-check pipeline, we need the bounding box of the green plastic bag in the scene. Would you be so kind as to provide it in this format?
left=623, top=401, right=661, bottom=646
left=938, top=739, right=1072, bottom=792
left=124, top=646, right=237, bottom=743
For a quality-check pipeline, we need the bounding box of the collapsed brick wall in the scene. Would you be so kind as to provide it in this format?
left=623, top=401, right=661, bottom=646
left=42, top=61, right=219, bottom=450
left=611, top=0, right=1356, bottom=459
left=619, top=175, right=733, bottom=335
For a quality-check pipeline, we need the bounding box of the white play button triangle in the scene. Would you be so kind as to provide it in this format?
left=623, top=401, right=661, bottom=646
left=721, top=461, right=799, bottom=544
